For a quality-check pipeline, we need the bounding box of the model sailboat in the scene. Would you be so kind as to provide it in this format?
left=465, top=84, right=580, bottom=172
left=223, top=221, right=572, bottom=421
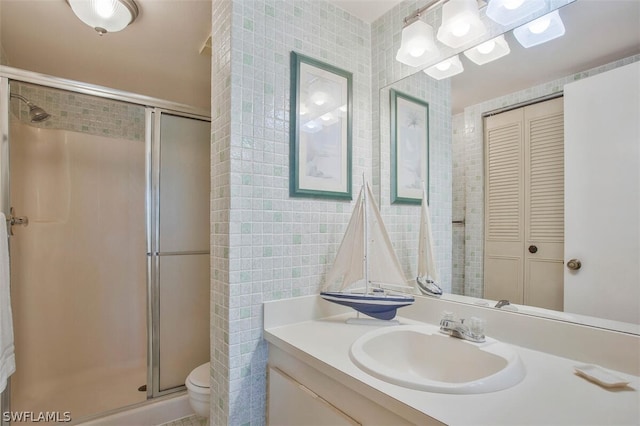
left=416, top=186, right=443, bottom=296
left=320, top=181, right=415, bottom=321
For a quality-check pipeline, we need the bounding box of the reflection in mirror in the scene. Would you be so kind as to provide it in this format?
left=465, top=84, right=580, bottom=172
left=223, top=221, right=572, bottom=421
left=381, top=0, right=640, bottom=334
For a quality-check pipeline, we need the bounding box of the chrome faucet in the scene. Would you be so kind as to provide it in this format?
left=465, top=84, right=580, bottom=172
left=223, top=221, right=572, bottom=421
left=495, top=299, right=510, bottom=308
left=439, top=312, right=486, bottom=343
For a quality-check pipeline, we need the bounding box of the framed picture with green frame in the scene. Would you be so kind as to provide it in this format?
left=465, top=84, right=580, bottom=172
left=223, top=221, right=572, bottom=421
left=390, top=89, right=429, bottom=205
left=289, top=51, right=353, bottom=199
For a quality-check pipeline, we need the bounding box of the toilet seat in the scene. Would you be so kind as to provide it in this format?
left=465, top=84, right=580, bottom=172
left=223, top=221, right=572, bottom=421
left=186, top=362, right=210, bottom=392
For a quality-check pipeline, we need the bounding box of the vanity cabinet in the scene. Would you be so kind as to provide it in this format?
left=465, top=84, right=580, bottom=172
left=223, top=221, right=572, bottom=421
left=268, top=367, right=359, bottom=426
left=267, top=346, right=436, bottom=426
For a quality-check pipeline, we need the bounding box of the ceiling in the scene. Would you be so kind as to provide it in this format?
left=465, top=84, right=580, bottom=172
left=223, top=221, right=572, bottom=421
left=0, top=0, right=213, bottom=111
left=450, top=0, right=640, bottom=113
left=0, top=1, right=638, bottom=114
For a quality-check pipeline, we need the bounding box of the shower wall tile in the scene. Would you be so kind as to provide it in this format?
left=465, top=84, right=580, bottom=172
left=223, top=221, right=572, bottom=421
left=11, top=82, right=145, bottom=141
left=453, top=53, right=640, bottom=298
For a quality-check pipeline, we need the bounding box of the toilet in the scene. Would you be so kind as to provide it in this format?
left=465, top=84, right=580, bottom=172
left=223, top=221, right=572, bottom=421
left=186, top=362, right=210, bottom=418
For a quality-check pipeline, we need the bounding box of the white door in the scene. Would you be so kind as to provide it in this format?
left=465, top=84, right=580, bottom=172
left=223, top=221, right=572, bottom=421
left=484, top=98, right=564, bottom=310
left=564, top=62, right=640, bottom=325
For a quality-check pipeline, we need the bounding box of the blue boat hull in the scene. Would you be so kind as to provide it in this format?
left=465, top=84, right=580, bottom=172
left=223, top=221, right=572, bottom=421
left=320, top=291, right=415, bottom=321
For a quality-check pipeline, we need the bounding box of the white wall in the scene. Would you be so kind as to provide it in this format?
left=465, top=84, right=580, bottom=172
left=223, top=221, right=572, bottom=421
left=564, top=62, right=640, bottom=324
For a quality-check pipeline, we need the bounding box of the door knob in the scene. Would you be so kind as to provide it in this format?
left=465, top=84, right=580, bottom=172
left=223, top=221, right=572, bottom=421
left=566, top=259, right=582, bottom=270
left=528, top=245, right=538, bottom=254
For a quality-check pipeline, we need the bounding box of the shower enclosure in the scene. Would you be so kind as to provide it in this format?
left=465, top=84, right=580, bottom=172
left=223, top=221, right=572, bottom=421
left=0, top=68, right=210, bottom=423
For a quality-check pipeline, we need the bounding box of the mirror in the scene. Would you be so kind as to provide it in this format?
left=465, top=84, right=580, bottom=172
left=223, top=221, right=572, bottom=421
left=380, top=0, right=640, bottom=333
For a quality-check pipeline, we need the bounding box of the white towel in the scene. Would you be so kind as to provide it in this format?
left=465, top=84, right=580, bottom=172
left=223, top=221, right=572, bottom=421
left=0, top=213, right=15, bottom=394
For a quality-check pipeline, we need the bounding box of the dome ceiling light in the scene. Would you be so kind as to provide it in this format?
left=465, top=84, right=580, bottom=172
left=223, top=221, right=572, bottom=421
left=67, top=0, right=139, bottom=35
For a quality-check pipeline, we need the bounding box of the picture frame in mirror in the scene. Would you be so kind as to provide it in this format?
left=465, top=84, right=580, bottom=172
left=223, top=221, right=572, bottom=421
left=390, top=89, right=429, bottom=205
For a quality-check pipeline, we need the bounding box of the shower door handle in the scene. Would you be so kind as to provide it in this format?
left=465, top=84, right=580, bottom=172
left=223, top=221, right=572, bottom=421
left=7, top=207, right=29, bottom=236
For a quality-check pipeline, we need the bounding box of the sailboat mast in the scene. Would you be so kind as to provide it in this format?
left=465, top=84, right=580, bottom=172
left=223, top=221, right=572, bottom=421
left=362, top=178, right=369, bottom=293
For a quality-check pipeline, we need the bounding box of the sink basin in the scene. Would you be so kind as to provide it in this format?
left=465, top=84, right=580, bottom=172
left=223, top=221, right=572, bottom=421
left=350, top=324, right=525, bottom=394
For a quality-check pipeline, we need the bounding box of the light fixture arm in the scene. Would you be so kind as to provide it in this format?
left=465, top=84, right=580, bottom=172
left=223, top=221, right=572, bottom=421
left=403, top=0, right=487, bottom=27
left=404, top=0, right=447, bottom=26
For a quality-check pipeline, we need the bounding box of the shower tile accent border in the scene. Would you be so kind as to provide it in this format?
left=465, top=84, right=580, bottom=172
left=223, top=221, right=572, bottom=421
left=11, top=82, right=145, bottom=141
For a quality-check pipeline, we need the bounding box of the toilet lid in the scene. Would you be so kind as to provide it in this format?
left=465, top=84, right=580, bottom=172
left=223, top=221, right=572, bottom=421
left=187, top=362, right=210, bottom=388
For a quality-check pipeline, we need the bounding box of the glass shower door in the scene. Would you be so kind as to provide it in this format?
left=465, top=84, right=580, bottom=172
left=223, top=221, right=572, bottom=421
left=150, top=112, right=210, bottom=394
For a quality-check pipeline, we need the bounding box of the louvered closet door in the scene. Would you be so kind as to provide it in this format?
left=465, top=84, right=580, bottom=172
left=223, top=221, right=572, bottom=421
left=484, top=108, right=525, bottom=304
left=524, top=98, right=564, bottom=310
left=484, top=98, right=564, bottom=309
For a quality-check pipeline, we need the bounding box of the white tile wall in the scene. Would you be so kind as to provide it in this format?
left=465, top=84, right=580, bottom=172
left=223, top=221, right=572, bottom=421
left=210, top=0, right=233, bottom=424
left=213, top=1, right=371, bottom=424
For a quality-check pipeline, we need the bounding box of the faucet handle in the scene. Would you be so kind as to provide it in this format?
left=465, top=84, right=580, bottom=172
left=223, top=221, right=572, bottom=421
left=442, top=311, right=455, bottom=321
left=467, top=317, right=486, bottom=337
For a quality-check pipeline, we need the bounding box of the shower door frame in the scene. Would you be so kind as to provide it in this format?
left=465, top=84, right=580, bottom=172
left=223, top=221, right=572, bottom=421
left=0, top=66, right=210, bottom=421
left=147, top=107, right=212, bottom=398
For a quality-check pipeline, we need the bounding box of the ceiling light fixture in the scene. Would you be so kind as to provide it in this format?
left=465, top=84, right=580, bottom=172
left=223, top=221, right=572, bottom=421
left=437, top=0, right=487, bottom=48
left=513, top=10, right=565, bottom=48
left=68, top=0, right=139, bottom=35
left=424, top=55, right=464, bottom=80
left=463, top=34, right=510, bottom=65
left=485, top=0, right=545, bottom=26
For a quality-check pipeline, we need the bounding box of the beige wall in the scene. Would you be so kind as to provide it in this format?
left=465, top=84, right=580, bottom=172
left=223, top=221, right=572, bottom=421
left=9, top=121, right=146, bottom=419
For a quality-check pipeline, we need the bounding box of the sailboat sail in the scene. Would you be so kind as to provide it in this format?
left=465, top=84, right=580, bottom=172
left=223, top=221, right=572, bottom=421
left=416, top=186, right=442, bottom=296
left=321, top=181, right=414, bottom=320
left=366, top=184, right=412, bottom=289
left=323, top=188, right=366, bottom=292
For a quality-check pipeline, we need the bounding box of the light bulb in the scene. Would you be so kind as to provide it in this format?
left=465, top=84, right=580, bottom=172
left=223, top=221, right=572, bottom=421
left=95, top=0, right=115, bottom=18
left=504, top=0, right=525, bottom=10
left=436, top=61, right=452, bottom=71
left=338, top=104, right=347, bottom=113
left=477, top=40, right=496, bottom=54
left=408, top=45, right=426, bottom=58
left=299, top=103, right=308, bottom=116
left=529, top=17, right=551, bottom=34
left=451, top=20, right=471, bottom=37
left=320, top=113, right=333, bottom=121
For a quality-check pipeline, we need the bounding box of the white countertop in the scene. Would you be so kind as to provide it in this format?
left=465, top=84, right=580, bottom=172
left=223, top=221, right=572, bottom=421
left=264, top=305, right=640, bottom=425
